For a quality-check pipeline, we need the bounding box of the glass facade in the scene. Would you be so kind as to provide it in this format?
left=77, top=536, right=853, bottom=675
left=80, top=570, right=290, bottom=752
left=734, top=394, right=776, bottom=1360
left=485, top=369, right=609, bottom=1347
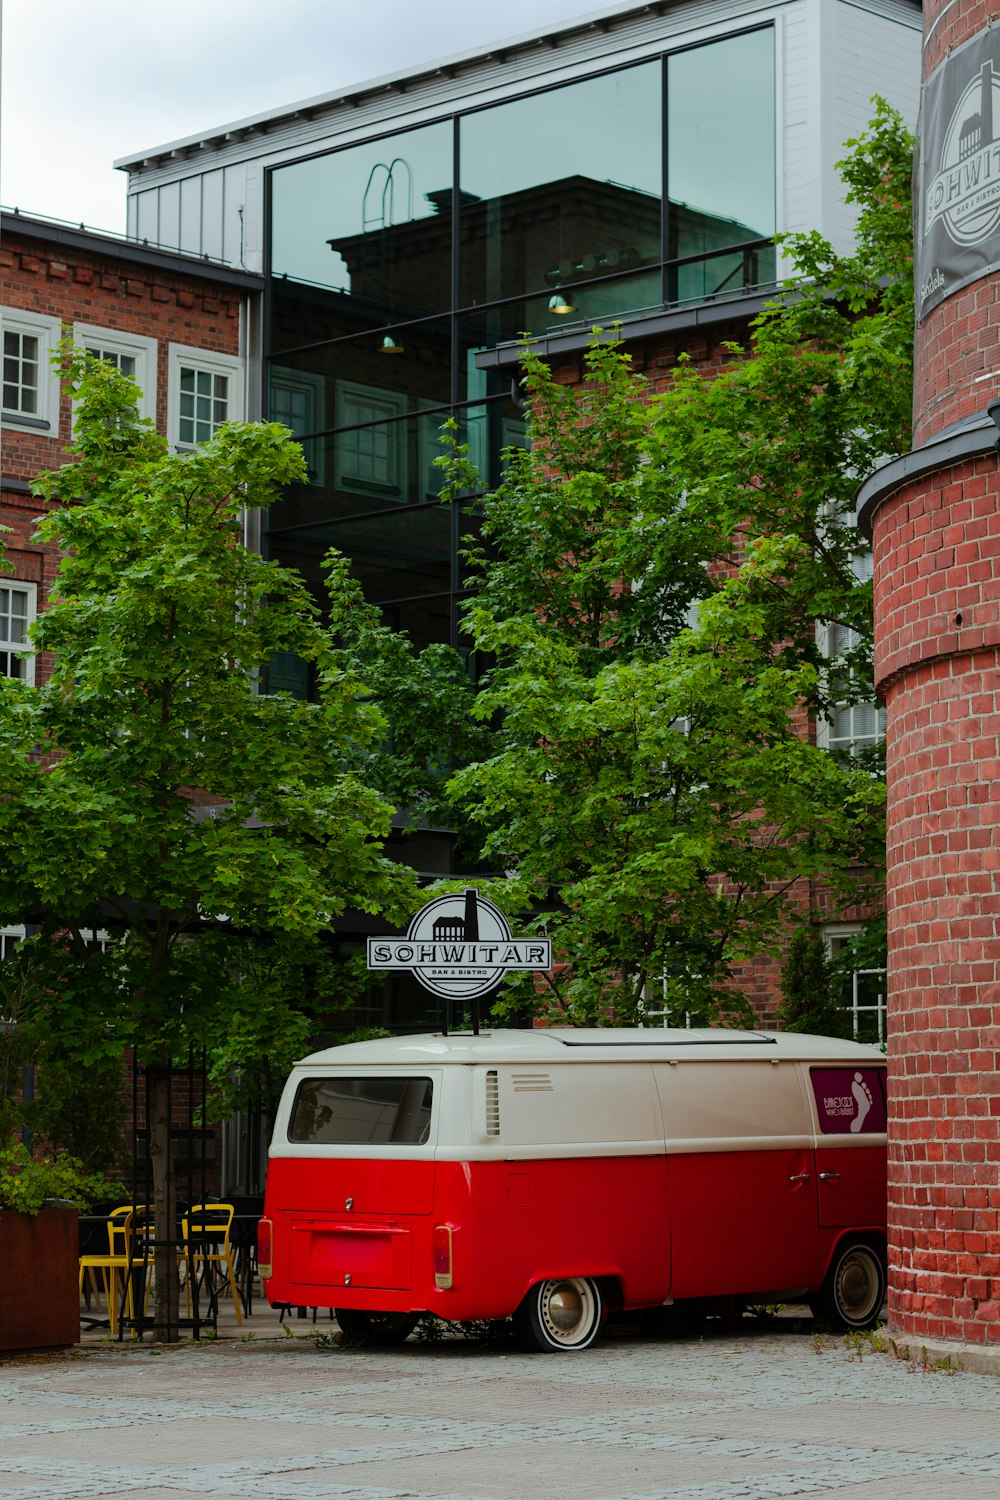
left=264, top=26, right=776, bottom=650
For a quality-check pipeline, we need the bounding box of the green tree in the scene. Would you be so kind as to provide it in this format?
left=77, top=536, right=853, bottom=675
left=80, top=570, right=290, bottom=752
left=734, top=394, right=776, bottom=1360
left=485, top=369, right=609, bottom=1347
left=441, top=101, right=910, bottom=1024
left=0, top=354, right=417, bottom=1338
left=778, top=921, right=852, bottom=1040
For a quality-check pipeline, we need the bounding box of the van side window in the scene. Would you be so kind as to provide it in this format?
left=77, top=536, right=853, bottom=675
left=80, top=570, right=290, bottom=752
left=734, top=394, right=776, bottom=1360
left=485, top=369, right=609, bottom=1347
left=809, top=1067, right=887, bottom=1135
left=289, top=1076, right=433, bottom=1145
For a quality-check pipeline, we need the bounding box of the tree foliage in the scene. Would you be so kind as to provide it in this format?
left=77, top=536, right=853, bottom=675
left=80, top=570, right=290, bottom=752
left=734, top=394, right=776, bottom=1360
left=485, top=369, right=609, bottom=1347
left=439, top=100, right=911, bottom=1025
left=0, top=353, right=417, bottom=1334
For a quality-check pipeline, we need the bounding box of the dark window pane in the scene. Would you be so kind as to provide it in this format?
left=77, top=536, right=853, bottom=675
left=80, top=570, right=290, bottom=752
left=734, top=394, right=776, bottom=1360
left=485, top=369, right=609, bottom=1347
left=270, top=122, right=453, bottom=322
left=668, top=28, right=775, bottom=290
left=453, top=397, right=527, bottom=494
left=264, top=650, right=310, bottom=699
left=459, top=63, right=661, bottom=308
left=266, top=316, right=452, bottom=428
left=288, top=1075, right=433, bottom=1145
left=294, top=503, right=452, bottom=603
left=267, top=412, right=456, bottom=526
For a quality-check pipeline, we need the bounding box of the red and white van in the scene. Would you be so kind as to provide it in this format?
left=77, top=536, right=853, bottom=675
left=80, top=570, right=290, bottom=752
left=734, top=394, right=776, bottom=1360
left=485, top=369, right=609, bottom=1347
left=258, top=1027, right=887, bottom=1352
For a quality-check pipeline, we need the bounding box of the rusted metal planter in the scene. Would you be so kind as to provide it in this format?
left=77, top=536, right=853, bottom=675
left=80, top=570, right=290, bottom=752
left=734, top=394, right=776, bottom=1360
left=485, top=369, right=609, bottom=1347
left=0, top=1206, right=80, bottom=1353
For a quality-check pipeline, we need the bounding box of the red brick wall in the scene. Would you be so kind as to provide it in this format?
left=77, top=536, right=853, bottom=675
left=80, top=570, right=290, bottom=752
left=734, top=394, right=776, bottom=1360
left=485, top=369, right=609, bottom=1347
left=1, top=227, right=250, bottom=685
left=871, top=0, right=1000, bottom=1348
left=1, top=229, right=243, bottom=483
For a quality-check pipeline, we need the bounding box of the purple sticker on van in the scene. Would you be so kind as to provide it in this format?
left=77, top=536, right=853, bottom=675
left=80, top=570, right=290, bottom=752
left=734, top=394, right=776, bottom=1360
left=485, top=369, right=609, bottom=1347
left=810, top=1068, right=887, bottom=1135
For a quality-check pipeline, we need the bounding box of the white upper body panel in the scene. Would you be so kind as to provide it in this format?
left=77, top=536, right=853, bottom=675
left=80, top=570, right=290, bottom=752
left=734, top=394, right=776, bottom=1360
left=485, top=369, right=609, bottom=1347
left=270, top=1028, right=886, bottom=1164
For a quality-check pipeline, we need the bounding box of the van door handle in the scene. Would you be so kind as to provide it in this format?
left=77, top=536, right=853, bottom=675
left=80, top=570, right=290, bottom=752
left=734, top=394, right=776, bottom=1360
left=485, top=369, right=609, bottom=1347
left=788, top=1172, right=811, bottom=1183
left=819, top=1172, right=840, bottom=1182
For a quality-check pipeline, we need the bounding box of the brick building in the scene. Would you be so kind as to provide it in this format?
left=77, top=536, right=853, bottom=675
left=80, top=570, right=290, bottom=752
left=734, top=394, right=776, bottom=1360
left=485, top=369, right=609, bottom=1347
left=1, top=209, right=263, bottom=685
left=1, top=212, right=264, bottom=1189
left=858, top=0, right=1000, bottom=1361
left=111, top=0, right=920, bottom=1033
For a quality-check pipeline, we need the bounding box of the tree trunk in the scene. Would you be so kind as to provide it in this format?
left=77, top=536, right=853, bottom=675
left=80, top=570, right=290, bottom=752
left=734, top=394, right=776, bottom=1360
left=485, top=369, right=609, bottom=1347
left=147, top=1064, right=180, bottom=1342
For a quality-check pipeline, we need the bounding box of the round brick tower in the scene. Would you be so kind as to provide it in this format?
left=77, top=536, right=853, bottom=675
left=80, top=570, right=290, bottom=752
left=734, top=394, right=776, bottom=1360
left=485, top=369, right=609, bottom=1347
left=858, top=0, right=1000, bottom=1359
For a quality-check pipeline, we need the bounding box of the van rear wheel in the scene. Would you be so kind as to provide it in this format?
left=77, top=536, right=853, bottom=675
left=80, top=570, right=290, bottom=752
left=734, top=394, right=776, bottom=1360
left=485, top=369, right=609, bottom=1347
left=513, top=1277, right=604, bottom=1353
left=334, top=1309, right=418, bottom=1345
left=810, top=1240, right=886, bottom=1330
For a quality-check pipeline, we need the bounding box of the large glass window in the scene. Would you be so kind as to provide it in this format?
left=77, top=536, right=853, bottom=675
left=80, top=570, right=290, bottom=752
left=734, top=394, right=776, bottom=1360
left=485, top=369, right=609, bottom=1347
left=288, top=1075, right=433, bottom=1145
left=270, top=122, right=453, bottom=320
left=265, top=29, right=778, bottom=653
left=667, top=29, right=776, bottom=301
left=459, top=62, right=662, bottom=325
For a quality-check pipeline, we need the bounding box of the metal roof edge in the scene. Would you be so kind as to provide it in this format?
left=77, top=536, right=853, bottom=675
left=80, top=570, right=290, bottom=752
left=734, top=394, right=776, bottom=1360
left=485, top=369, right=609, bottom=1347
left=113, top=0, right=648, bottom=170
left=856, top=417, right=997, bottom=539
left=1, top=210, right=264, bottom=289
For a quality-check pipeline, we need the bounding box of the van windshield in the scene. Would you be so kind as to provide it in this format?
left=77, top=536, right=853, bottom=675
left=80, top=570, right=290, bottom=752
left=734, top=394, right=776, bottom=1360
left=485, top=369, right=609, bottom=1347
left=288, top=1075, right=433, bottom=1145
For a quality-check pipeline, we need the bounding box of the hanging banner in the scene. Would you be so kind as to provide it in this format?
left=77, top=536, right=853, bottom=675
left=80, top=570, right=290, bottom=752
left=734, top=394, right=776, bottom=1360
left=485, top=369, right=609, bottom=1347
left=917, top=26, right=1000, bottom=319
left=367, top=887, right=551, bottom=1003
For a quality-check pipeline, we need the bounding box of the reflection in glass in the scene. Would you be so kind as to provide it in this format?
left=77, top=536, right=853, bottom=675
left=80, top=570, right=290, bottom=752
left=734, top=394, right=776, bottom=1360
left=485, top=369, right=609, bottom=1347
left=270, top=121, right=453, bottom=319
left=668, top=29, right=775, bottom=299
left=459, top=63, right=661, bottom=308
left=267, top=316, right=452, bottom=427
left=268, top=412, right=454, bottom=527
left=289, top=1075, right=433, bottom=1145
left=275, top=503, right=452, bottom=605
left=458, top=400, right=527, bottom=493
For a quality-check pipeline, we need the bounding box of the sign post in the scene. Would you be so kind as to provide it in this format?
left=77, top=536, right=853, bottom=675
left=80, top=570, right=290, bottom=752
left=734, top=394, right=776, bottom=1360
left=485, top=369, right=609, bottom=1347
left=367, top=888, right=551, bottom=1033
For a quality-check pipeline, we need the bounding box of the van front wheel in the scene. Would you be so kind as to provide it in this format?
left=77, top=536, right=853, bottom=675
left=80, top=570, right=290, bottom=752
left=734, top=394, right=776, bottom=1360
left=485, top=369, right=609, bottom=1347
left=334, top=1309, right=418, bottom=1345
left=811, top=1240, right=886, bottom=1330
left=514, top=1277, right=604, bottom=1353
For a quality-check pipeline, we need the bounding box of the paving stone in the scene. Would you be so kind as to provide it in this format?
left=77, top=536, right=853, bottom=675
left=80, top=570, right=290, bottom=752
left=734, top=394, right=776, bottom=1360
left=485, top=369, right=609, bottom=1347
left=2, top=1327, right=999, bottom=1498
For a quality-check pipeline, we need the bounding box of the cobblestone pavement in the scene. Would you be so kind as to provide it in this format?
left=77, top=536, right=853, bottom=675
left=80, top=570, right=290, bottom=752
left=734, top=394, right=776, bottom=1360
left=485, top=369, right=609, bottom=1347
left=2, top=1322, right=1000, bottom=1500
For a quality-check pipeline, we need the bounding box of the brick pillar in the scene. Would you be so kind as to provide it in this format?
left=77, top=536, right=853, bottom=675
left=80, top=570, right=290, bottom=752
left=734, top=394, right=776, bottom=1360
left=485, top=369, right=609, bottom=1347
left=859, top=0, right=1000, bottom=1355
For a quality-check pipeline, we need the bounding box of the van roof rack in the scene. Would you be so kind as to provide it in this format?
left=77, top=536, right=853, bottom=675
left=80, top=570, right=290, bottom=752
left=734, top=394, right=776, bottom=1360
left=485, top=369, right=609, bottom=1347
left=554, top=1031, right=777, bottom=1046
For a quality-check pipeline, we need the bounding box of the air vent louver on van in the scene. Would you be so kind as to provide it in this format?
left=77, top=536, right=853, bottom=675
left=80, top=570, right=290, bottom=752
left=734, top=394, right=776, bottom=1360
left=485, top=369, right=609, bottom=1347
left=485, top=1069, right=501, bottom=1135
left=511, top=1072, right=554, bottom=1092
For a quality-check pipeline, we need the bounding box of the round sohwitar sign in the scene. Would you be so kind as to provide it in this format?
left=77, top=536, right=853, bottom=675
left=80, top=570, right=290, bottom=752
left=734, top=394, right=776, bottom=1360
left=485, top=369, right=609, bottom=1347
left=367, top=888, right=551, bottom=1002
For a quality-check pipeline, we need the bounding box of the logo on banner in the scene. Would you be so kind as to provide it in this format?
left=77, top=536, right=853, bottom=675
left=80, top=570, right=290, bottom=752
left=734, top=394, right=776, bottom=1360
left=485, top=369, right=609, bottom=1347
left=925, top=59, right=1000, bottom=247
left=367, top=888, right=551, bottom=1002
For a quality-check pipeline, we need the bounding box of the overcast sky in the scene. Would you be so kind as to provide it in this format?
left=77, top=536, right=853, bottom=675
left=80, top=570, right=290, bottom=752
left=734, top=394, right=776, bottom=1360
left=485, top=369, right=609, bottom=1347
left=1, top=0, right=610, bottom=234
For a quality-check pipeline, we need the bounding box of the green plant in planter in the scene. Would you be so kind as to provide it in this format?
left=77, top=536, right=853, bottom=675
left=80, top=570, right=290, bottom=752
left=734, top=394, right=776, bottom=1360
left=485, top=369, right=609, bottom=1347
left=0, top=1143, right=122, bottom=1216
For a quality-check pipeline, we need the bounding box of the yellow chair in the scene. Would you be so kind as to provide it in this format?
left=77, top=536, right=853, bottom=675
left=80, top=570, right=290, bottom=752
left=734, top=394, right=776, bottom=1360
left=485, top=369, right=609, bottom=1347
left=181, top=1203, right=243, bottom=1325
left=79, top=1207, right=137, bottom=1334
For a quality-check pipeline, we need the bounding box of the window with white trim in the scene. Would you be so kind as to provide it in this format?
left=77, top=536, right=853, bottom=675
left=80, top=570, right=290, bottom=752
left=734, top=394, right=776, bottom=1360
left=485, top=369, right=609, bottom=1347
left=1, top=309, right=61, bottom=434
left=74, top=324, right=157, bottom=422
left=167, top=345, right=243, bottom=449
left=824, top=924, right=886, bottom=1046
left=816, top=547, right=884, bottom=756
left=0, top=582, right=37, bottom=685
left=1, top=926, right=25, bottom=963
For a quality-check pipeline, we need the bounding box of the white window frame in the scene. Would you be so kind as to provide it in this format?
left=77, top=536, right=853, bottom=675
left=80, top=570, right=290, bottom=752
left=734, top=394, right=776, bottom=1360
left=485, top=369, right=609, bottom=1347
left=815, top=617, right=885, bottom=755
left=1, top=308, right=62, bottom=435
left=335, top=379, right=406, bottom=500
left=1, top=925, right=25, bottom=962
left=815, top=542, right=884, bottom=756
left=823, top=923, right=886, bottom=1045
left=73, top=323, right=157, bottom=422
left=269, top=366, right=325, bottom=483
left=167, top=344, right=243, bottom=449
left=0, top=580, right=37, bottom=686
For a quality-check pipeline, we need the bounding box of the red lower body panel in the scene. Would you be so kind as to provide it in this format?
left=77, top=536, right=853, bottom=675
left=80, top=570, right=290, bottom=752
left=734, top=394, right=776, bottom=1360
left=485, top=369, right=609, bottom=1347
left=264, top=1153, right=670, bottom=1320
